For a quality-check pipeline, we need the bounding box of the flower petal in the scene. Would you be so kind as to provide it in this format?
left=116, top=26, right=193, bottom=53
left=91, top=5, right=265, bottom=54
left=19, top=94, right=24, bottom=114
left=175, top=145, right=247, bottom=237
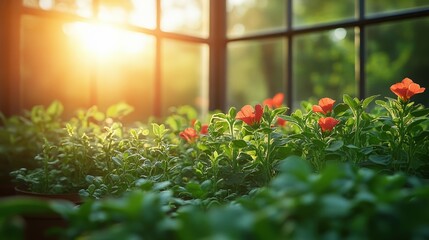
left=319, top=98, right=335, bottom=113
left=272, top=93, right=284, bottom=107
left=318, top=117, right=340, bottom=132
left=254, top=104, right=263, bottom=122
left=312, top=105, right=324, bottom=113
left=401, top=77, right=414, bottom=87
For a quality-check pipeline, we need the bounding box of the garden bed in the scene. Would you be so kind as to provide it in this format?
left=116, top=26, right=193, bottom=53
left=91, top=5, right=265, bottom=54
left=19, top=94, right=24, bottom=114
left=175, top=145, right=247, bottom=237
left=0, top=78, right=428, bottom=239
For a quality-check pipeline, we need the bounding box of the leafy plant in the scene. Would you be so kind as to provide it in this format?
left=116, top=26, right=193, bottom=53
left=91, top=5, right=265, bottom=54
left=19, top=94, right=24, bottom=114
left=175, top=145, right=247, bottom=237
left=9, top=103, right=135, bottom=195
left=0, top=101, right=65, bottom=178
left=4, top=156, right=429, bottom=240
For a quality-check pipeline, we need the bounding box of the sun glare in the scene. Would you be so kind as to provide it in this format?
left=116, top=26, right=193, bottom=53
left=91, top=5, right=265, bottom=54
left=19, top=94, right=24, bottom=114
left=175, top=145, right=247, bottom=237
left=61, top=1, right=203, bottom=59
left=63, top=22, right=147, bottom=58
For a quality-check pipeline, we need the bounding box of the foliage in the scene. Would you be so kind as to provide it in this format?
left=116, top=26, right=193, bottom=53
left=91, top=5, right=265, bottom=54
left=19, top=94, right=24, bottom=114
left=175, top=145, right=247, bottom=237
left=0, top=101, right=65, bottom=177
left=282, top=79, right=428, bottom=175
left=2, top=156, right=429, bottom=240
left=9, top=102, right=135, bottom=194
left=0, top=78, right=428, bottom=238
left=4, top=78, right=429, bottom=201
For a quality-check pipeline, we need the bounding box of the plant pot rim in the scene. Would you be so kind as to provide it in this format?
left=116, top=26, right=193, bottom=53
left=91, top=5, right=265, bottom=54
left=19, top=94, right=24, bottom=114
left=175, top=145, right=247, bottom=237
left=14, top=187, right=83, bottom=204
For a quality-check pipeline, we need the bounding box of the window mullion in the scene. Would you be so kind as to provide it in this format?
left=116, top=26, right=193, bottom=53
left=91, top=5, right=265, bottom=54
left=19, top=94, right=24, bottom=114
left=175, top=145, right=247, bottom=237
left=286, top=0, right=293, bottom=111
left=357, top=0, right=366, bottom=99
left=153, top=0, right=162, bottom=117
left=209, top=0, right=227, bottom=112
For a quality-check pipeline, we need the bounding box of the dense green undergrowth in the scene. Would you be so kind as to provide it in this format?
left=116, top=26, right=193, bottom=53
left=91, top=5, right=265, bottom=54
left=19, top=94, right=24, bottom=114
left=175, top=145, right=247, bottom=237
left=1, top=156, right=429, bottom=239
left=0, top=78, right=428, bottom=239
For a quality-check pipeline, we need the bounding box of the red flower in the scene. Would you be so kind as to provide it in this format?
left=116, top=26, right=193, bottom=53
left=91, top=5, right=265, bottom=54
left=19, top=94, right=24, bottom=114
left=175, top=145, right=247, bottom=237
left=263, top=93, right=284, bottom=108
left=191, top=120, right=208, bottom=135
left=179, top=128, right=199, bottom=143
left=390, top=78, right=425, bottom=101
left=277, top=117, right=287, bottom=127
left=200, top=124, right=209, bottom=134
left=318, top=117, right=340, bottom=132
left=236, top=104, right=263, bottom=126
left=312, top=98, right=335, bottom=115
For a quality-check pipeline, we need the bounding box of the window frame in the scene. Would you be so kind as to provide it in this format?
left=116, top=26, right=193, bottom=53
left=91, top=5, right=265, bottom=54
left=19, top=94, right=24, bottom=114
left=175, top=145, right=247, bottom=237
left=4, top=0, right=211, bottom=118
left=2, top=0, right=429, bottom=116
left=221, top=0, right=429, bottom=111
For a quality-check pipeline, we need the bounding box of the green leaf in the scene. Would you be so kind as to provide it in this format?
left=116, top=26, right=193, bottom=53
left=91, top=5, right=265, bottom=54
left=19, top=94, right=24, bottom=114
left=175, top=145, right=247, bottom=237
left=231, top=139, right=247, bottom=148
left=411, top=108, right=429, bottom=117
left=135, top=179, right=154, bottom=190
left=154, top=181, right=171, bottom=191
left=46, top=100, right=64, bottom=118
left=362, top=95, right=379, bottom=109
left=320, top=195, right=351, bottom=218
left=407, top=118, right=429, bottom=132
left=272, top=107, right=288, bottom=116
left=278, top=155, right=311, bottom=177
left=112, top=156, right=122, bottom=166
left=281, top=115, right=300, bottom=125
left=106, top=102, right=134, bottom=118
left=292, top=109, right=303, bottom=119
left=375, top=99, right=389, bottom=108
left=200, top=180, right=212, bottom=192
left=326, top=140, right=344, bottom=152
left=186, top=182, right=205, bottom=198
left=152, top=123, right=168, bottom=137
left=211, top=112, right=227, bottom=121
left=368, top=155, right=391, bottom=166
left=228, top=107, right=237, bottom=119
left=343, top=94, right=358, bottom=110
left=333, top=103, right=349, bottom=116
left=345, top=144, right=359, bottom=149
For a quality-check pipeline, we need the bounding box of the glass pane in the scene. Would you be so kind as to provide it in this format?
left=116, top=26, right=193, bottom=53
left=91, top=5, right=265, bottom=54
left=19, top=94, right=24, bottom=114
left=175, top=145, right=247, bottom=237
left=161, top=0, right=209, bottom=37
left=366, top=18, right=429, bottom=107
left=21, top=15, right=155, bottom=122
left=227, top=38, right=286, bottom=108
left=227, top=0, right=286, bottom=37
left=22, top=0, right=92, bottom=17
left=293, top=28, right=355, bottom=109
left=293, top=0, right=355, bottom=27
left=99, top=0, right=156, bottom=29
left=161, top=40, right=209, bottom=117
left=94, top=32, right=155, bottom=123
left=367, top=0, right=429, bottom=16
left=20, top=15, right=91, bottom=118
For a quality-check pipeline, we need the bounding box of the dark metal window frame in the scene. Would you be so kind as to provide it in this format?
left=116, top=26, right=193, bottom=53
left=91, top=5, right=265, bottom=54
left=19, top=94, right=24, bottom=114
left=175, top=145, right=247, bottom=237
left=215, top=0, right=429, bottom=111
left=7, top=0, right=211, bottom=117
left=3, top=0, right=429, bottom=116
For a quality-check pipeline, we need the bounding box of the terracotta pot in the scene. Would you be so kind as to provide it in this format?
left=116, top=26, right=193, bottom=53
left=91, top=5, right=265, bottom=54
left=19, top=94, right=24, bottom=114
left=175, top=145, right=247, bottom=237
left=0, top=175, right=15, bottom=198
left=14, top=187, right=82, bottom=240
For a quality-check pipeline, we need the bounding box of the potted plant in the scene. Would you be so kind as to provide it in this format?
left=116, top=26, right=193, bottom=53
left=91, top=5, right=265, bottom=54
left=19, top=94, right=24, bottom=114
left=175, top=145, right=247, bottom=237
left=282, top=78, right=429, bottom=177
left=6, top=102, right=136, bottom=239
left=0, top=101, right=65, bottom=197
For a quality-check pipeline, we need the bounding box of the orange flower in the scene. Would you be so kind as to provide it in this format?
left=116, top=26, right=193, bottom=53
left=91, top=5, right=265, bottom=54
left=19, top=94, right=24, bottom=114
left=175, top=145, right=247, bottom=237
left=318, top=117, right=340, bottom=132
left=236, top=104, right=263, bottom=126
left=179, top=128, right=199, bottom=143
left=312, top=98, right=335, bottom=115
left=277, top=117, right=287, bottom=127
left=191, top=120, right=209, bottom=135
left=390, top=78, right=425, bottom=101
left=263, top=93, right=284, bottom=108
left=200, top=124, right=209, bottom=134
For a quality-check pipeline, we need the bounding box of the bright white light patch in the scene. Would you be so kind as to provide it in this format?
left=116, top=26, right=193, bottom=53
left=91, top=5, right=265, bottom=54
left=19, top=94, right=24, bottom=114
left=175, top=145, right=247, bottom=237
left=39, top=0, right=54, bottom=10
left=331, top=28, right=347, bottom=41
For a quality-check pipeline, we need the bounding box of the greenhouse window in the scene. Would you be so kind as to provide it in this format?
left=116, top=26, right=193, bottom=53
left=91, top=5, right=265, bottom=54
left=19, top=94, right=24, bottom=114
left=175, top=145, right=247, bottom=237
left=0, top=0, right=428, bottom=121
